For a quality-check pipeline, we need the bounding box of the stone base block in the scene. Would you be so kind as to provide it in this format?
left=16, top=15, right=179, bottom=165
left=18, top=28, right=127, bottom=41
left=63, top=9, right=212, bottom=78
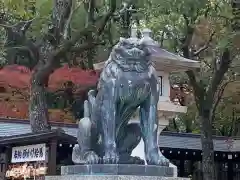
left=46, top=165, right=188, bottom=180
left=61, top=165, right=174, bottom=177
left=46, top=175, right=189, bottom=180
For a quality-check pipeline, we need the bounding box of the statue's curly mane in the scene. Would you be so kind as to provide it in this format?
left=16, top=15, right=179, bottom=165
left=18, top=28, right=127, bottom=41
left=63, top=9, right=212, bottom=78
left=104, top=38, right=152, bottom=72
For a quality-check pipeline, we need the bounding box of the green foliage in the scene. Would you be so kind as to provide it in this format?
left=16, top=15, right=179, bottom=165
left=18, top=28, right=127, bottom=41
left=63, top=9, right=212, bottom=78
left=0, top=50, right=7, bottom=67
left=141, top=0, right=233, bottom=51
left=0, top=0, right=36, bottom=23
left=213, top=81, right=240, bottom=136
left=0, top=26, right=6, bottom=66
left=141, top=0, right=237, bottom=135
left=141, top=0, right=207, bottom=50
left=178, top=104, right=200, bottom=133
left=168, top=104, right=201, bottom=133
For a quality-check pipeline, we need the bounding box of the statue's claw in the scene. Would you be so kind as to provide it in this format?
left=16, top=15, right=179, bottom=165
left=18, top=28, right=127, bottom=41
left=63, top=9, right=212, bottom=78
left=103, top=151, right=119, bottom=164
left=84, top=151, right=100, bottom=164
left=158, top=157, right=170, bottom=166
left=88, top=89, right=95, bottom=97
left=146, top=149, right=169, bottom=166
left=72, top=145, right=100, bottom=164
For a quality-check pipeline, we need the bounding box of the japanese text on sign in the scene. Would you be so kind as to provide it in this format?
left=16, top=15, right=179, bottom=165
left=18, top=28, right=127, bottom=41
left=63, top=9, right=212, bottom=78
left=11, top=144, right=46, bottom=163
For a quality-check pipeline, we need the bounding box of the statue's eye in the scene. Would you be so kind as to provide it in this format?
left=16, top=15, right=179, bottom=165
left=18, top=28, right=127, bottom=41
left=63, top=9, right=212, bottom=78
left=116, top=54, right=121, bottom=59
left=138, top=43, right=146, bottom=49
left=121, top=40, right=129, bottom=47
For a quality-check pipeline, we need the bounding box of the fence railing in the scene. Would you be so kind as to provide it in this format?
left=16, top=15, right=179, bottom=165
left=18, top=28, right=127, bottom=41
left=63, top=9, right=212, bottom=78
left=171, top=160, right=240, bottom=180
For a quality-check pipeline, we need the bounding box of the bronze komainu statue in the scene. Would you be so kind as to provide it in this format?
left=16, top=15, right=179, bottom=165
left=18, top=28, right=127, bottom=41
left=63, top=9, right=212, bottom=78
left=72, top=37, right=169, bottom=166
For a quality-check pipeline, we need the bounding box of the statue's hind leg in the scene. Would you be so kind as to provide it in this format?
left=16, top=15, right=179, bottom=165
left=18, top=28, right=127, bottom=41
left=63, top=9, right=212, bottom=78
left=117, top=123, right=145, bottom=164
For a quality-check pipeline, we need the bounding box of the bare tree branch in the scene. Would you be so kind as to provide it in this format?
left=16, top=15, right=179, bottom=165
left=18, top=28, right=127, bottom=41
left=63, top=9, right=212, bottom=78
left=63, top=0, right=84, bottom=39
left=69, top=41, right=106, bottom=53
left=206, top=49, right=232, bottom=104
left=56, top=0, right=116, bottom=56
left=204, top=5, right=211, bottom=18
left=202, top=59, right=212, bottom=69
left=193, top=31, right=215, bottom=56
left=183, top=14, right=190, bottom=26
left=106, top=21, right=114, bottom=48
left=211, top=80, right=233, bottom=119
left=160, top=30, right=165, bottom=47
left=96, top=0, right=116, bottom=35
left=186, top=70, right=203, bottom=109
left=55, top=26, right=96, bottom=57
left=0, top=19, right=33, bottom=33
left=182, top=16, right=194, bottom=48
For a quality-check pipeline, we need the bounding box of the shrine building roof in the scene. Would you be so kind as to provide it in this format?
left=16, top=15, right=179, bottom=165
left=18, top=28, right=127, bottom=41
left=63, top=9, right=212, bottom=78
left=0, top=128, right=76, bottom=146
left=0, top=119, right=239, bottom=152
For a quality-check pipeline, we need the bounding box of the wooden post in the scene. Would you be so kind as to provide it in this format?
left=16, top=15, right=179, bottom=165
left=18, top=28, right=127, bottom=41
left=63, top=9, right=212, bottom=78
left=179, top=157, right=185, bottom=177
left=5, top=147, right=11, bottom=171
left=227, top=159, right=233, bottom=180
left=48, top=139, right=57, bottom=175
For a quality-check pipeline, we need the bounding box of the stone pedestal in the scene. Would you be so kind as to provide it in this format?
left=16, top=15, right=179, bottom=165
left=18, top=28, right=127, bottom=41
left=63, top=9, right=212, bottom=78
left=61, top=165, right=174, bottom=177
left=46, top=175, right=189, bottom=180
left=46, top=165, right=189, bottom=180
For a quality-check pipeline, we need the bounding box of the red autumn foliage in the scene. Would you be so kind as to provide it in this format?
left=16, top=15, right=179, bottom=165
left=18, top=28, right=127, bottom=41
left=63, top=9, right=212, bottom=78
left=0, top=65, right=100, bottom=90
left=0, top=65, right=189, bottom=123
left=0, top=65, right=100, bottom=123
left=0, top=65, right=30, bottom=89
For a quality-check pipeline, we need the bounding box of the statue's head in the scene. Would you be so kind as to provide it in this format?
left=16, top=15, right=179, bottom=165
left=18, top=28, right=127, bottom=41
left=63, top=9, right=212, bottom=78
left=109, top=37, right=151, bottom=71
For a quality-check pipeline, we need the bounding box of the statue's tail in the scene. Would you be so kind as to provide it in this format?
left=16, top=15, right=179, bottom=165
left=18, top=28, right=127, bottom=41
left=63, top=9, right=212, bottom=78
left=73, top=98, right=94, bottom=164
left=83, top=100, right=90, bottom=118
left=87, top=90, right=96, bottom=119
left=72, top=90, right=99, bottom=164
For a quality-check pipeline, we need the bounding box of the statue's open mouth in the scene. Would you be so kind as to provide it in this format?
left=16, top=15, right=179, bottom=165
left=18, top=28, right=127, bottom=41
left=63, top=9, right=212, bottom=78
left=122, top=48, right=146, bottom=59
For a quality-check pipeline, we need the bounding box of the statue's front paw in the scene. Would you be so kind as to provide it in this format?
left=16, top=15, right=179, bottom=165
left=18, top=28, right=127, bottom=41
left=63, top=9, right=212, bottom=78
left=103, top=150, right=119, bottom=164
left=83, top=151, right=100, bottom=164
left=146, top=150, right=169, bottom=166
left=157, top=156, right=170, bottom=166
left=119, top=154, right=145, bottom=165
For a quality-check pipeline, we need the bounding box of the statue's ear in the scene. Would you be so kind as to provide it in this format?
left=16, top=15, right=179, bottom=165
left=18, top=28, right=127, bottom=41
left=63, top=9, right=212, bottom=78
left=119, top=37, right=126, bottom=42
left=140, top=43, right=151, bottom=56
left=118, top=37, right=129, bottom=47
left=138, top=41, right=147, bottom=51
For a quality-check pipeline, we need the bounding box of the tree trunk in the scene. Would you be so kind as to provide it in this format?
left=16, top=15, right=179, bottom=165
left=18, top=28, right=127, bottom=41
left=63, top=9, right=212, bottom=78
left=199, top=105, right=216, bottom=180
left=184, top=47, right=217, bottom=180
left=29, top=70, right=51, bottom=133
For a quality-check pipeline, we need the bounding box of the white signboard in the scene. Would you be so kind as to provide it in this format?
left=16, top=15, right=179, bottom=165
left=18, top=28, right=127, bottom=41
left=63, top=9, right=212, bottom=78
left=11, top=144, right=46, bottom=163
